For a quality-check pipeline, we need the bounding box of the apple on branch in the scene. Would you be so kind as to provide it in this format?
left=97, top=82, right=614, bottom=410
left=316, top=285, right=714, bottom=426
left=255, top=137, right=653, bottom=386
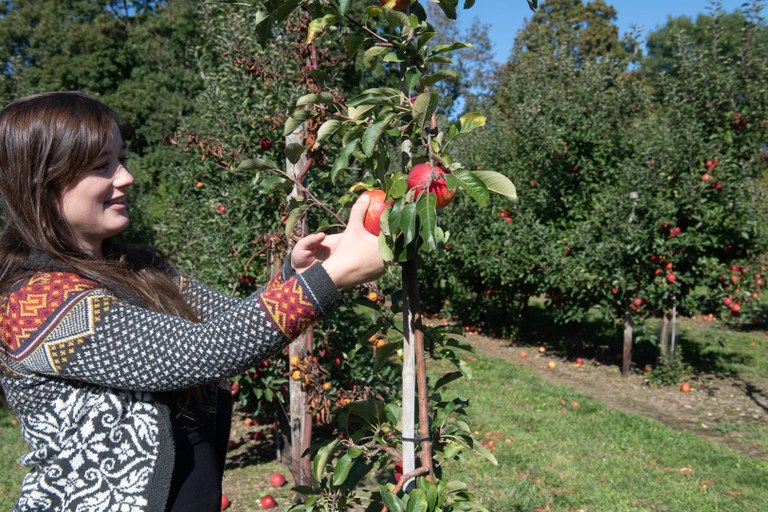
left=379, top=0, right=410, bottom=11
left=361, top=189, right=393, bottom=236
left=406, top=162, right=456, bottom=209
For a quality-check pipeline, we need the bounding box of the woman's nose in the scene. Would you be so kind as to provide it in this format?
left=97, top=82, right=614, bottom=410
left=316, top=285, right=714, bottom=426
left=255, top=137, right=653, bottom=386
left=114, top=164, right=134, bottom=187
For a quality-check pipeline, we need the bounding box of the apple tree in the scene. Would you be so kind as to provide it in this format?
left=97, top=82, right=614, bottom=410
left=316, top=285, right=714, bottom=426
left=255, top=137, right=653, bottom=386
left=234, top=0, right=531, bottom=509
left=423, top=1, right=768, bottom=377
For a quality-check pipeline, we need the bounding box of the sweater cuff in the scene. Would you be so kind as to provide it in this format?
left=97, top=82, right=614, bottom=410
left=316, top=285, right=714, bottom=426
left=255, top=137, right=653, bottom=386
left=296, top=262, right=344, bottom=316
left=281, top=253, right=296, bottom=282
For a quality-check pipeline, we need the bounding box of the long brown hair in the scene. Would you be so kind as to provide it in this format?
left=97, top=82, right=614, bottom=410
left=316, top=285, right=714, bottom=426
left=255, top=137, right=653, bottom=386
left=0, top=92, right=206, bottom=409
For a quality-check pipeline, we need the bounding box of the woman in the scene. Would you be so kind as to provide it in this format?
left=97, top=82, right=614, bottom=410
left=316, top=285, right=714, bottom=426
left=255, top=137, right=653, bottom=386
left=0, top=92, right=384, bottom=511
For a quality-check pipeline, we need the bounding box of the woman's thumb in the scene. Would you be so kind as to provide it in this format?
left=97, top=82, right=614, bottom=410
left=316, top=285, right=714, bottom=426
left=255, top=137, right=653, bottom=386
left=348, top=193, right=371, bottom=228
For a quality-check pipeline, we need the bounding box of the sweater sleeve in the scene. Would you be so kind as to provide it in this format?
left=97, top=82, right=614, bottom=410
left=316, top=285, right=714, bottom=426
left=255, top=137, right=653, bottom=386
left=0, top=264, right=342, bottom=392
left=179, top=257, right=296, bottom=322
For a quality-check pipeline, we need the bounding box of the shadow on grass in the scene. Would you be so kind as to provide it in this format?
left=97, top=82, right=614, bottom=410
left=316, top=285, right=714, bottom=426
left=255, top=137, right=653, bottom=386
left=499, top=301, right=763, bottom=379
left=224, top=437, right=277, bottom=469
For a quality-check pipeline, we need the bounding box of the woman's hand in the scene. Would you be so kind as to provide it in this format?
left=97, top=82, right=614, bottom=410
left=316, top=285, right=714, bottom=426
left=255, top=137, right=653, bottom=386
left=320, top=193, right=386, bottom=290
left=291, top=232, right=341, bottom=274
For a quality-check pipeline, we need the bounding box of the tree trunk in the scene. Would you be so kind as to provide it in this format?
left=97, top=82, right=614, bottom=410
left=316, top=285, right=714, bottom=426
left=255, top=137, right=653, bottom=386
left=622, top=311, right=633, bottom=377
left=400, top=263, right=417, bottom=492
left=659, top=309, right=671, bottom=357
left=286, top=125, right=311, bottom=484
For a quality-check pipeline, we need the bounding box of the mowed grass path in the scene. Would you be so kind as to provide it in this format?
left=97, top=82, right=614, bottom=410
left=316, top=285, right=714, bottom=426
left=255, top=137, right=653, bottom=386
left=1, top=348, right=767, bottom=510
left=437, top=351, right=768, bottom=512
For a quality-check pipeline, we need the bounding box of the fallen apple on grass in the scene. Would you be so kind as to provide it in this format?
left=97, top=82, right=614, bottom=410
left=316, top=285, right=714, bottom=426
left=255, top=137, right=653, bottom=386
left=260, top=494, right=277, bottom=509
left=269, top=472, right=287, bottom=488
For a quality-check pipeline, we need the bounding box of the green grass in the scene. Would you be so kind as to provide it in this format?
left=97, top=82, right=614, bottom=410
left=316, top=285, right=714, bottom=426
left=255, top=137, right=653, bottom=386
left=2, top=321, right=767, bottom=511
left=437, top=352, right=768, bottom=512
left=0, top=406, right=28, bottom=509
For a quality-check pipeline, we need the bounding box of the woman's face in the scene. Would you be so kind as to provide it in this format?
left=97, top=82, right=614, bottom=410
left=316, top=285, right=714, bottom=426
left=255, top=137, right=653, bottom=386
left=58, top=125, right=134, bottom=258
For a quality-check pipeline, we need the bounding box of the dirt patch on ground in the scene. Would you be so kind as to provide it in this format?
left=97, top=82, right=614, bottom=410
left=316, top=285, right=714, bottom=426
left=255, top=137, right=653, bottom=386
left=465, top=333, right=768, bottom=461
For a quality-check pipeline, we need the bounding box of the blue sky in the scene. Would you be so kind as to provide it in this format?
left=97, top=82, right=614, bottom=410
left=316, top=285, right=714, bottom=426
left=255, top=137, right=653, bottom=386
left=454, top=0, right=752, bottom=62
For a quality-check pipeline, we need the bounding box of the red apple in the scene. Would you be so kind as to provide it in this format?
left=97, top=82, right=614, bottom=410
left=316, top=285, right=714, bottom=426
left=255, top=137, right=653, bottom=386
left=731, top=302, right=741, bottom=314
left=394, top=460, right=404, bottom=481
left=361, top=189, right=393, bottom=236
left=217, top=204, right=227, bottom=214
left=666, top=273, right=676, bottom=284
left=269, top=472, right=287, bottom=488
left=680, top=383, right=691, bottom=393
left=407, top=163, right=455, bottom=209
left=380, top=0, right=409, bottom=10
left=260, top=495, right=277, bottom=509
left=229, top=381, right=240, bottom=396
left=723, top=297, right=733, bottom=307
left=221, top=494, right=231, bottom=510
left=632, top=297, right=643, bottom=307
left=575, top=357, right=585, bottom=365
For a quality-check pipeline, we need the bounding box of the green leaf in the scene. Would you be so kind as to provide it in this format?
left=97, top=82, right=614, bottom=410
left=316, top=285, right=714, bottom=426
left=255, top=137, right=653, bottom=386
left=271, top=0, right=302, bottom=22
left=419, top=68, right=460, bottom=88
left=285, top=142, right=307, bottom=165
left=443, top=441, right=464, bottom=459
left=388, top=174, right=409, bottom=199
left=313, top=438, right=340, bottom=482
left=378, top=484, right=404, bottom=512
left=284, top=205, right=310, bottom=237
left=364, top=46, right=389, bottom=70
left=336, top=0, right=352, bottom=15
left=458, top=359, right=472, bottom=380
left=237, top=158, right=280, bottom=174
left=306, top=14, right=336, bottom=44
left=417, top=478, right=438, bottom=511
left=314, top=119, right=343, bottom=149
left=295, top=92, right=335, bottom=107
left=431, top=41, right=471, bottom=55
left=283, top=109, right=313, bottom=137
left=382, top=6, right=410, bottom=27
left=254, top=10, right=273, bottom=45
left=400, top=203, right=418, bottom=245
left=416, top=194, right=438, bottom=251
left=345, top=32, right=365, bottom=55
left=456, top=112, right=486, bottom=135
left=291, top=485, right=318, bottom=496
left=436, top=0, right=458, bottom=19
left=412, top=92, right=439, bottom=139
left=348, top=88, right=400, bottom=107
left=453, top=169, right=489, bottom=206
left=332, top=454, right=354, bottom=486
left=472, top=438, right=499, bottom=465
left=383, top=51, right=404, bottom=63
left=473, top=170, right=517, bottom=201
left=362, top=112, right=396, bottom=157
left=404, top=68, right=422, bottom=93
left=406, top=488, right=427, bottom=512
left=432, top=371, right=462, bottom=391
left=331, top=141, right=358, bottom=184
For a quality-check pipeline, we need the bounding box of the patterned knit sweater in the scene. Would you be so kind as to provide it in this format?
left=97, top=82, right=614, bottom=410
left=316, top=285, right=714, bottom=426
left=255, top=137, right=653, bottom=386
left=0, top=262, right=342, bottom=511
